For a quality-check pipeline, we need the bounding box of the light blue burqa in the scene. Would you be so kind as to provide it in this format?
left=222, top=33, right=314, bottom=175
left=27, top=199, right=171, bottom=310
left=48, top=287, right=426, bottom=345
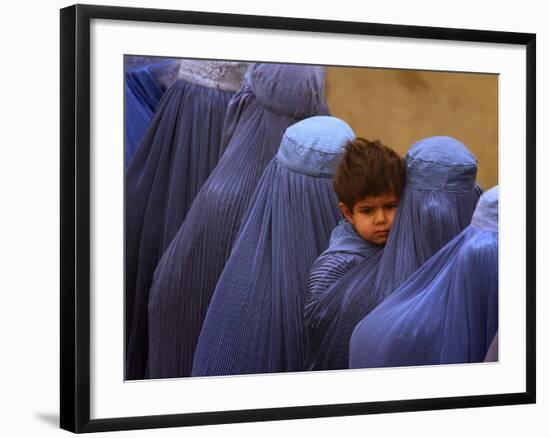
left=350, top=187, right=498, bottom=368
left=192, top=116, right=354, bottom=376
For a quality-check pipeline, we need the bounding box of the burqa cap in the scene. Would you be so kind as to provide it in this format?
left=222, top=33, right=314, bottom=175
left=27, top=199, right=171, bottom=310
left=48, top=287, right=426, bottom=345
left=406, top=136, right=478, bottom=192
left=247, top=63, right=326, bottom=119
left=276, top=115, right=355, bottom=177
left=471, top=186, right=498, bottom=232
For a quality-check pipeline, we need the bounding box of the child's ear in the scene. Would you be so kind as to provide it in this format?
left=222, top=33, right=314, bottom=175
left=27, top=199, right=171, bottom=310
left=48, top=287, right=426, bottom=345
left=339, top=202, right=354, bottom=224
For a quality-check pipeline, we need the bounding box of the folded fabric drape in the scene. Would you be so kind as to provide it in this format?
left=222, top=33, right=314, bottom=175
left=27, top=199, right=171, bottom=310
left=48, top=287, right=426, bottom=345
left=307, top=220, right=382, bottom=300
left=372, top=136, right=482, bottom=302
left=350, top=186, right=498, bottom=368
left=304, top=221, right=383, bottom=370
left=125, top=60, right=179, bottom=166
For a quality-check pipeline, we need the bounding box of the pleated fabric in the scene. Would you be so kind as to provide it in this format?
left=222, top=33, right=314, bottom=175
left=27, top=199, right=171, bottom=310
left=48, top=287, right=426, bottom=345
left=125, top=60, right=176, bottom=166
left=350, top=186, right=499, bottom=368
left=372, top=136, right=482, bottom=302
left=304, top=136, right=482, bottom=371
left=192, top=116, right=354, bottom=377
left=147, top=64, right=329, bottom=379
left=125, top=62, right=246, bottom=380
left=304, top=221, right=383, bottom=370
left=125, top=68, right=161, bottom=166
left=307, top=221, right=382, bottom=300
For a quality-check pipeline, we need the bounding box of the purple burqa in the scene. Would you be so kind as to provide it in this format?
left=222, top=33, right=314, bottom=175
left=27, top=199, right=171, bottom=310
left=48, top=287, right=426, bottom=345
left=192, top=116, right=354, bottom=376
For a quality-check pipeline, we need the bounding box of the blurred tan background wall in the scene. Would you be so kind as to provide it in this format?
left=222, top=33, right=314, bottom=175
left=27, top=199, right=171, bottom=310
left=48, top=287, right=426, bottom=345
left=325, top=67, right=498, bottom=190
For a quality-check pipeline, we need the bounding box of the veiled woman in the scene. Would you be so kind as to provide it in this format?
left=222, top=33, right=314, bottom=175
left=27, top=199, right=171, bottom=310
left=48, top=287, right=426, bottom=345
left=350, top=186, right=498, bottom=368
left=192, top=115, right=354, bottom=376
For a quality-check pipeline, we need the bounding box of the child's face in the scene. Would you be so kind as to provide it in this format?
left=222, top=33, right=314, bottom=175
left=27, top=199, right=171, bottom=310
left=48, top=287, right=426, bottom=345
left=339, top=193, right=399, bottom=245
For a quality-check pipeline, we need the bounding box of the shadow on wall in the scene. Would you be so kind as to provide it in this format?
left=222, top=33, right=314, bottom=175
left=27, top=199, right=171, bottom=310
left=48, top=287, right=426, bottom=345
left=35, top=413, right=58, bottom=429
left=326, top=66, right=498, bottom=190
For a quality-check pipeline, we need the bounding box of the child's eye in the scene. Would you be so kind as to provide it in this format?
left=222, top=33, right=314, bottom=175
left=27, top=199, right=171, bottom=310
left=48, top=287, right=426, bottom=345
left=360, top=208, right=373, bottom=215
left=385, top=203, right=398, bottom=210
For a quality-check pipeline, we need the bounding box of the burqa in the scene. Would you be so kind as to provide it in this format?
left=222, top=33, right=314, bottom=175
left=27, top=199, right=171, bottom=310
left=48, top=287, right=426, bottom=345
left=350, top=186, right=498, bottom=368
left=304, top=221, right=383, bottom=370
left=192, top=116, right=354, bottom=376
left=307, top=220, right=383, bottom=300
left=124, top=58, right=180, bottom=166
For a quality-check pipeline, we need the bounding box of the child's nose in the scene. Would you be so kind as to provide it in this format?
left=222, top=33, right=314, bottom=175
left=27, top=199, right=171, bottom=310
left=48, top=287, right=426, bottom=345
left=374, top=209, right=387, bottom=224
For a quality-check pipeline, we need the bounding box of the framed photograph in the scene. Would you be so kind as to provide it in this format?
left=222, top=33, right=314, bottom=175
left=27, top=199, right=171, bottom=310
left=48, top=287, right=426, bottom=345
left=60, top=4, right=536, bottom=433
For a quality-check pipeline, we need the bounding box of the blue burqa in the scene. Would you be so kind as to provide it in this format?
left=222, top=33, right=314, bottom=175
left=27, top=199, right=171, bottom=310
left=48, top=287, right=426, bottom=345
left=147, top=64, right=329, bottom=379
left=350, top=186, right=498, bottom=368
left=192, top=116, right=354, bottom=377
left=304, top=221, right=383, bottom=370
left=125, top=61, right=247, bottom=379
left=124, top=58, right=181, bottom=166
left=307, top=221, right=382, bottom=299
left=305, top=136, right=482, bottom=371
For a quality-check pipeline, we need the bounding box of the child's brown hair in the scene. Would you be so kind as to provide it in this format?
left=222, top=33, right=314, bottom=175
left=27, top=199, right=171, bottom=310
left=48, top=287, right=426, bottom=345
left=334, top=138, right=405, bottom=210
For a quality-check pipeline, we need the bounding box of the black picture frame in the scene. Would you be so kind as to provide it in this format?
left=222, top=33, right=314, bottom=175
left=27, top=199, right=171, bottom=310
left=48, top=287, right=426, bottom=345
left=60, top=3, right=536, bottom=433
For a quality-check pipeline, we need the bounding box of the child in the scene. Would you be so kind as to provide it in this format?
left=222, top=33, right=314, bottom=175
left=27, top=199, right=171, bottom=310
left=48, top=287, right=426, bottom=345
left=306, top=135, right=479, bottom=371
left=306, top=138, right=405, bottom=300
left=304, top=138, right=404, bottom=370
